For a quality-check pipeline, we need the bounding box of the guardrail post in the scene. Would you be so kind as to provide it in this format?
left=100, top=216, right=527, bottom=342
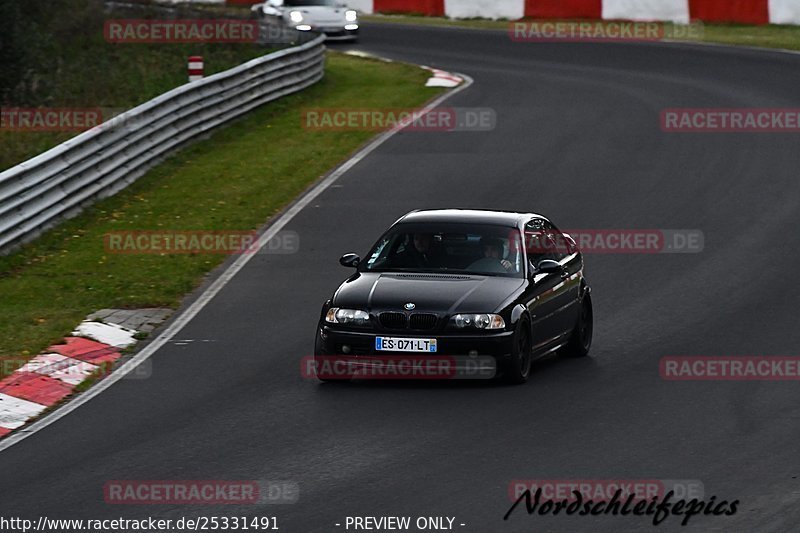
left=188, top=56, right=204, bottom=82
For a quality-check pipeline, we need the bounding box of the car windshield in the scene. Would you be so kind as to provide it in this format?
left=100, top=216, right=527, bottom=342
left=284, top=0, right=337, bottom=6
left=363, top=223, right=524, bottom=278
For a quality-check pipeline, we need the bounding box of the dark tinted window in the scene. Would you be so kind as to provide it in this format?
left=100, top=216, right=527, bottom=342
left=525, top=218, right=574, bottom=263
left=363, top=223, right=524, bottom=278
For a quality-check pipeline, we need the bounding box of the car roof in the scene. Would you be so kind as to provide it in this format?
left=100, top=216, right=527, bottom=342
left=396, top=209, right=545, bottom=228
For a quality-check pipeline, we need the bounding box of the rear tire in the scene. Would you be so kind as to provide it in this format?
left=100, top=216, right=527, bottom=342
left=504, top=317, right=532, bottom=384
left=562, top=293, right=593, bottom=358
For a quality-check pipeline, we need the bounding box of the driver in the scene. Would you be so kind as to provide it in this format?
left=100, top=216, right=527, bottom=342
left=481, top=237, right=513, bottom=272
left=393, top=232, right=433, bottom=268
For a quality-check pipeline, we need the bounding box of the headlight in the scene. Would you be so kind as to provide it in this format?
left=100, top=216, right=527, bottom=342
left=325, top=308, right=370, bottom=326
left=453, top=314, right=505, bottom=330
left=289, top=10, right=303, bottom=23
left=345, top=9, right=358, bottom=22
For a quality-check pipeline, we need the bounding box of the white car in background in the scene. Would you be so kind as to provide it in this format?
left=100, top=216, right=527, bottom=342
left=253, top=0, right=359, bottom=42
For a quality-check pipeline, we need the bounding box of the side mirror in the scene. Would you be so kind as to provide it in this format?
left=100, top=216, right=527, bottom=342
left=267, top=0, right=283, bottom=7
left=533, top=259, right=562, bottom=275
left=340, top=253, right=361, bottom=268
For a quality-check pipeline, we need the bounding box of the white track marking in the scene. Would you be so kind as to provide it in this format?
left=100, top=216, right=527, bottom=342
left=20, top=353, right=99, bottom=386
left=72, top=322, right=138, bottom=348
left=0, top=394, right=48, bottom=430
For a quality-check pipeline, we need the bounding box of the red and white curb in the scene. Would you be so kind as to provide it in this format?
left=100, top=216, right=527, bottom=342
left=340, top=54, right=464, bottom=88
left=73, top=321, right=137, bottom=348
left=0, top=320, right=139, bottom=437
left=347, top=0, right=800, bottom=25
left=423, top=67, right=464, bottom=88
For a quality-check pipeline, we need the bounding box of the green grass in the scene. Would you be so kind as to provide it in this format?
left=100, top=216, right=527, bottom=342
left=362, top=14, right=800, bottom=52
left=700, top=23, right=800, bottom=50
left=0, top=52, right=443, bottom=371
left=1, top=0, right=277, bottom=172
left=363, top=13, right=513, bottom=31
left=0, top=42, right=271, bottom=171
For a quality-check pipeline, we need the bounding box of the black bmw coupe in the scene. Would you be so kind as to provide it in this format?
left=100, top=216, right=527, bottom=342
left=314, top=209, right=593, bottom=384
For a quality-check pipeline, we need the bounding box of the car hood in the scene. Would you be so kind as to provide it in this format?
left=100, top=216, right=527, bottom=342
left=332, top=272, right=525, bottom=315
left=285, top=6, right=347, bottom=24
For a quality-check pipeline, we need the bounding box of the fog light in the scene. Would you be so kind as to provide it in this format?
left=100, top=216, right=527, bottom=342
left=469, top=350, right=478, bottom=357
left=345, top=24, right=359, bottom=30
left=341, top=345, right=351, bottom=354
left=296, top=24, right=312, bottom=31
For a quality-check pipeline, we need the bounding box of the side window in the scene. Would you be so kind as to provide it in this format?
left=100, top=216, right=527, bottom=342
left=525, top=219, right=549, bottom=264
left=367, top=234, right=404, bottom=268
left=525, top=219, right=570, bottom=263
left=547, top=222, right=575, bottom=260
left=366, top=237, right=390, bottom=268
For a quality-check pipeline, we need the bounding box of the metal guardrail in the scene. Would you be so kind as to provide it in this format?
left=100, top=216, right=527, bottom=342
left=0, top=34, right=326, bottom=255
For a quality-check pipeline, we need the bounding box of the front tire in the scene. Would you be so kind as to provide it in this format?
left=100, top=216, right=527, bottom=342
left=504, top=317, right=532, bottom=384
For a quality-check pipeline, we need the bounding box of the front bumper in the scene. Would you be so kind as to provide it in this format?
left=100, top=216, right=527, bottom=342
left=296, top=25, right=359, bottom=40
left=314, top=326, right=513, bottom=380
left=317, top=325, right=515, bottom=357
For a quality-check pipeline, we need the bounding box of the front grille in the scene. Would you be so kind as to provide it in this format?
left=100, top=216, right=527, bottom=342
left=379, top=312, right=439, bottom=330
left=409, top=313, right=438, bottom=330
left=380, top=312, right=407, bottom=329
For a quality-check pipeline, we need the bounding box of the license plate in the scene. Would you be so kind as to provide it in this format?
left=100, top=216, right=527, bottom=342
left=375, top=337, right=437, bottom=353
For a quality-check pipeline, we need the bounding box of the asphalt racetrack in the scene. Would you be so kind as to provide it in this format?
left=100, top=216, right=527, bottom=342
left=2, top=22, right=800, bottom=532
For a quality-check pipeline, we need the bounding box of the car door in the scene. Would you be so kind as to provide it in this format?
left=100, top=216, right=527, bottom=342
left=549, top=222, right=583, bottom=337
left=523, top=218, right=578, bottom=350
